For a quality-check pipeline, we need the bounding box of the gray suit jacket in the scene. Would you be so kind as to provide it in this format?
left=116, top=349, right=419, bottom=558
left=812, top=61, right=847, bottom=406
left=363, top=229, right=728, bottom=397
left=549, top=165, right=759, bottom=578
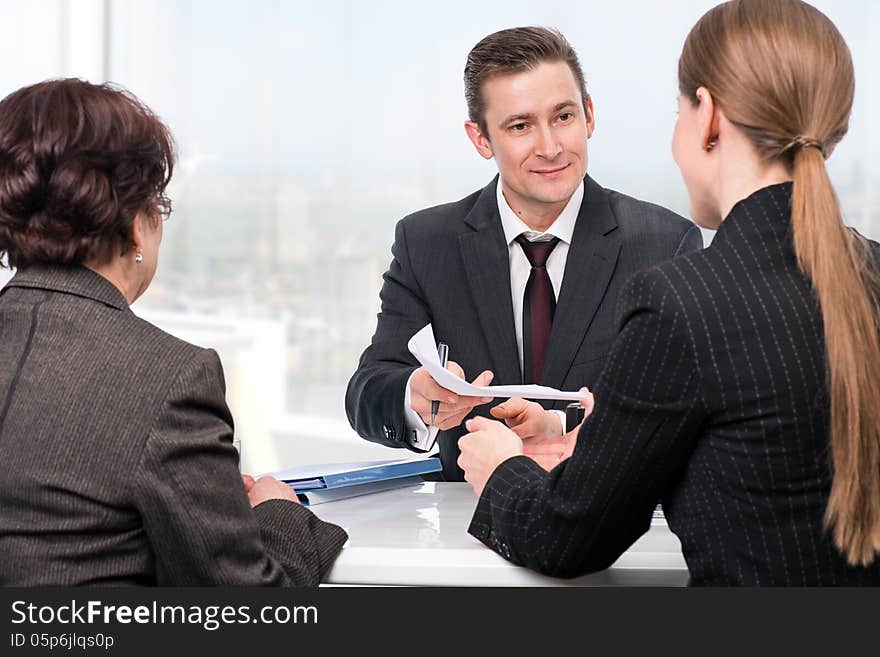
left=346, top=175, right=703, bottom=480
left=0, top=266, right=347, bottom=586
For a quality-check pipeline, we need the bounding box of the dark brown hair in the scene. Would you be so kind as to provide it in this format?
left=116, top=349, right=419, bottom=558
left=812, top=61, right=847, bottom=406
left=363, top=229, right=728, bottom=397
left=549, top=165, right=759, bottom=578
left=680, top=0, right=880, bottom=566
left=0, top=78, right=175, bottom=269
left=464, top=26, right=589, bottom=137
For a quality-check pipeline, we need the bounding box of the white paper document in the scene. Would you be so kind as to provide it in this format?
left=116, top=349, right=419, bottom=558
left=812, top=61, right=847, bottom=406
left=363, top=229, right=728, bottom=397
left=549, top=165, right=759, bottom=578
left=407, top=323, right=589, bottom=402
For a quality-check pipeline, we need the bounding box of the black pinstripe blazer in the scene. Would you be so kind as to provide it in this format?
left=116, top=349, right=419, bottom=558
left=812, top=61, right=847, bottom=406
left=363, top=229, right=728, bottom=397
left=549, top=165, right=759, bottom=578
left=0, top=266, right=346, bottom=585
left=469, top=183, right=880, bottom=585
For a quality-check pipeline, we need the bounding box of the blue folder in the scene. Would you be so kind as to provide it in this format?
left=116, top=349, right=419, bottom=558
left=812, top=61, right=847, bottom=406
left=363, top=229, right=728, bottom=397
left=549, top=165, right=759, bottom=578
left=295, top=475, right=427, bottom=506
left=263, top=457, right=441, bottom=492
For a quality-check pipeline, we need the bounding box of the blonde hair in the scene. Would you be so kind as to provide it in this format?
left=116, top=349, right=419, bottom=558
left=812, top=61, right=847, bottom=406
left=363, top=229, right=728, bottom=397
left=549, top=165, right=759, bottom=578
left=679, top=0, right=880, bottom=566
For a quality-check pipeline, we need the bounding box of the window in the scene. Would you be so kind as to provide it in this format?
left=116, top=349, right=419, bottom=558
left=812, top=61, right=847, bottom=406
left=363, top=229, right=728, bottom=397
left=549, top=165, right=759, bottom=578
left=3, top=0, right=879, bottom=472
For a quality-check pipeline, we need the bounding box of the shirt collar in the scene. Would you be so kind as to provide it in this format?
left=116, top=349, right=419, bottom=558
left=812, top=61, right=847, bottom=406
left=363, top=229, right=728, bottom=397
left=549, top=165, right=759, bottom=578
left=496, top=177, right=584, bottom=245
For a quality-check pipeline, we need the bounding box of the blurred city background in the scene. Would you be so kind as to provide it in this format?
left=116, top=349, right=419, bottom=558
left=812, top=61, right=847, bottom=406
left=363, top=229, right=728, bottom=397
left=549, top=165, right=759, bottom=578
left=1, top=0, right=877, bottom=473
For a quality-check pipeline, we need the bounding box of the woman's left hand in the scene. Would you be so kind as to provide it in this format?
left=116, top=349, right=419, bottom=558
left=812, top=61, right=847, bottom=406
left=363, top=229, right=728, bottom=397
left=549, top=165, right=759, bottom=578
left=457, top=416, right=524, bottom=496
left=523, top=428, right=578, bottom=471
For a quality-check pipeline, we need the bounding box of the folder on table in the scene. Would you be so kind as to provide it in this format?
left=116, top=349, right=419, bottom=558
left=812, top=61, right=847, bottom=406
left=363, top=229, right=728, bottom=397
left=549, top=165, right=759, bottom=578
left=262, top=457, right=441, bottom=505
left=294, top=475, right=426, bottom=506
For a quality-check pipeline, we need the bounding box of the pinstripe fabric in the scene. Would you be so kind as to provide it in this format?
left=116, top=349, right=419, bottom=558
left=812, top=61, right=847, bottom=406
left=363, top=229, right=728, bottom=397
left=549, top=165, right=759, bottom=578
left=0, top=266, right=346, bottom=586
left=469, top=183, right=880, bottom=585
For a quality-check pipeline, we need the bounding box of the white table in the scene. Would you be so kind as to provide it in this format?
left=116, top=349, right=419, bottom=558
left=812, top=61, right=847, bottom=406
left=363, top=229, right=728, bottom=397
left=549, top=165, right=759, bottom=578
left=311, top=482, right=689, bottom=586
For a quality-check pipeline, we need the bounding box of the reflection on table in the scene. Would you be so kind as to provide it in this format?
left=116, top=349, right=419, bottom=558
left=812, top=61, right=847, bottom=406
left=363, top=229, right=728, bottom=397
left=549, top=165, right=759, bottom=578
left=311, top=482, right=688, bottom=586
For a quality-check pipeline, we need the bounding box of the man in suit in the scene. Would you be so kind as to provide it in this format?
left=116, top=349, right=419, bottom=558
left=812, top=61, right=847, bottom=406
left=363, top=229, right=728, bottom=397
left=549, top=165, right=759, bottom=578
left=346, top=27, right=703, bottom=481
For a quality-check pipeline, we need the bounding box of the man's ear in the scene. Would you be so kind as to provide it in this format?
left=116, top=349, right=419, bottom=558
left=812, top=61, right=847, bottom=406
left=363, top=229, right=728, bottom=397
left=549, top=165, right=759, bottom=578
left=464, top=121, right=494, bottom=160
left=585, top=97, right=596, bottom=139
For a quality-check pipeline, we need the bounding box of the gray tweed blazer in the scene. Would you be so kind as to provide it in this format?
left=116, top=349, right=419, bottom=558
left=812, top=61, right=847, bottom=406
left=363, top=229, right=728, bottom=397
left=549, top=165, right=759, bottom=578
left=0, top=265, right=346, bottom=585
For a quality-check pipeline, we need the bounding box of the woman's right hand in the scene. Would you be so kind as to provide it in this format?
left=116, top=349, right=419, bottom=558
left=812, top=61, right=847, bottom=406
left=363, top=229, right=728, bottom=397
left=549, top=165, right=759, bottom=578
left=241, top=474, right=300, bottom=507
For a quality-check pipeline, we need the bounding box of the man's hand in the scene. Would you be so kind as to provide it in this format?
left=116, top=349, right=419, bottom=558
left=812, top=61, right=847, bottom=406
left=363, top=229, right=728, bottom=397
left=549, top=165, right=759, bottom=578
left=409, top=362, right=494, bottom=430
left=242, top=474, right=300, bottom=507
left=495, top=387, right=594, bottom=471
left=490, top=397, right=563, bottom=443
left=457, top=416, right=524, bottom=496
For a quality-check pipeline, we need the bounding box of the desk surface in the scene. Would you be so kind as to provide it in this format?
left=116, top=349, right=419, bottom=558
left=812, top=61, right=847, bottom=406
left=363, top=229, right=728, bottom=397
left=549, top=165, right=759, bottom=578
left=311, top=482, right=689, bottom=586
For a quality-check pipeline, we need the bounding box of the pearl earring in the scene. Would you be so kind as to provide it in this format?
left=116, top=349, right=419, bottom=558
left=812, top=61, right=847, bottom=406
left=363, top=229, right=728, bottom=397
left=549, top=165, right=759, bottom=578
left=135, top=250, right=143, bottom=264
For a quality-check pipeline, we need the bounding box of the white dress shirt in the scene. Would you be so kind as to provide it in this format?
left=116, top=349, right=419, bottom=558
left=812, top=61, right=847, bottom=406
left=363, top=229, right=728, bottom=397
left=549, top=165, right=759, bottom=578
left=404, top=179, right=585, bottom=450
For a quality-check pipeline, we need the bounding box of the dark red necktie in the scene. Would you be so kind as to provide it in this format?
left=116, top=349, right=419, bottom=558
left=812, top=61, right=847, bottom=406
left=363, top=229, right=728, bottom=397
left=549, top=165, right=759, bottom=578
left=515, top=235, right=560, bottom=384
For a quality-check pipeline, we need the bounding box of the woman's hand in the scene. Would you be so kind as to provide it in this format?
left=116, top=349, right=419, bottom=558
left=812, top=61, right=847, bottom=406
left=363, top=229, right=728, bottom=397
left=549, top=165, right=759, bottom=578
left=241, top=474, right=300, bottom=507
left=523, top=430, right=578, bottom=471
left=457, top=417, right=524, bottom=496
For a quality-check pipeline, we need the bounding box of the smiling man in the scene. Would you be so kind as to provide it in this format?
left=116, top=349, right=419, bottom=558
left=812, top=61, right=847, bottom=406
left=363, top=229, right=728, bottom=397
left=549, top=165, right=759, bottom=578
left=345, top=27, right=703, bottom=480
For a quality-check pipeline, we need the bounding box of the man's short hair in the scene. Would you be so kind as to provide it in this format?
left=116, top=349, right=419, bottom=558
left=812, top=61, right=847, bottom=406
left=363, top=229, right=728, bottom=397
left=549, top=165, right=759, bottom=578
left=464, top=26, right=590, bottom=137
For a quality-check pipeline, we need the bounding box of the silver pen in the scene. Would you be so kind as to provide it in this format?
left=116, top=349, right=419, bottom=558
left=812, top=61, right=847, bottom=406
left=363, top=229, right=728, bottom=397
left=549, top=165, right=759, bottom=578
left=431, top=343, right=449, bottom=426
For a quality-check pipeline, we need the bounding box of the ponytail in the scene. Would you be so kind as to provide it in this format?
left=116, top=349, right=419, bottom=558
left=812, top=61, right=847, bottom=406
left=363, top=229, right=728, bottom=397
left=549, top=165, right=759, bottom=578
left=791, top=144, right=880, bottom=566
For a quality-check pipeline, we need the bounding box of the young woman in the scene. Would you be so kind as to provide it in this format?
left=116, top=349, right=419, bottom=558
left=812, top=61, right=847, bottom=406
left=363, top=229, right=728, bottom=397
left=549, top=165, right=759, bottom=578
left=457, top=0, right=880, bottom=585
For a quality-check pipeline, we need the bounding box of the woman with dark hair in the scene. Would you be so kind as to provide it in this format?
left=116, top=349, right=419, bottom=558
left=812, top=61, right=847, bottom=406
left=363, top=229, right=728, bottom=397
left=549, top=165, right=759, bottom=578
left=457, top=0, right=880, bottom=584
left=0, top=79, right=346, bottom=585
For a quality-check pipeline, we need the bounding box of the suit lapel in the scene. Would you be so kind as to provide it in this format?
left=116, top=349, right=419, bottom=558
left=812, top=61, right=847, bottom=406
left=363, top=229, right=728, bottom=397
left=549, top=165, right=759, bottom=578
left=540, top=176, right=621, bottom=390
left=458, top=177, right=522, bottom=385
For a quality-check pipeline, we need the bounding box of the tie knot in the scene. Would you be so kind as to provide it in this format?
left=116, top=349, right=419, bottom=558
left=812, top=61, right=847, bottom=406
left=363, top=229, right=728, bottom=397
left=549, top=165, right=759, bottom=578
left=516, top=235, right=560, bottom=268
